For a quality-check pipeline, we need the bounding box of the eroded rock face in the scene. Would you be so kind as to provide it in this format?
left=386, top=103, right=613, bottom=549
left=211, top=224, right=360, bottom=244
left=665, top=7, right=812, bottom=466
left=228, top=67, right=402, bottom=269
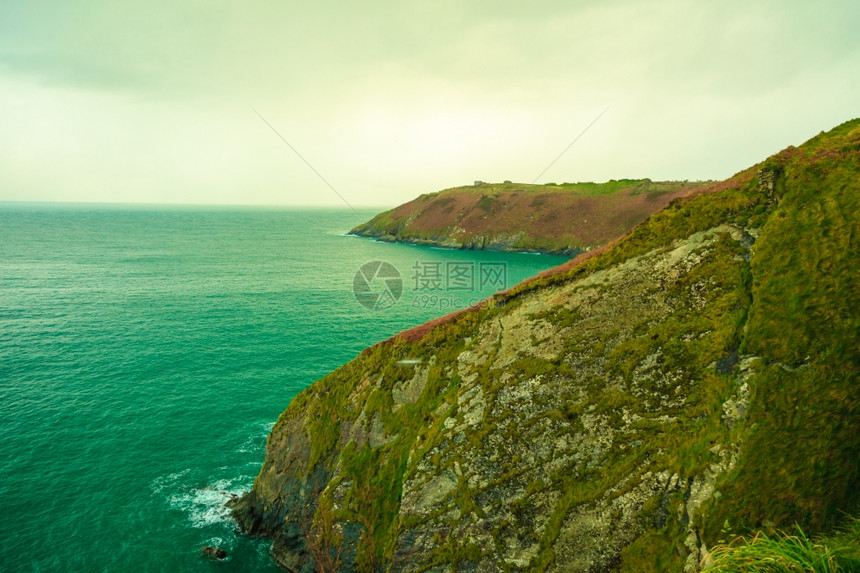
left=231, top=223, right=760, bottom=571
left=388, top=226, right=751, bottom=572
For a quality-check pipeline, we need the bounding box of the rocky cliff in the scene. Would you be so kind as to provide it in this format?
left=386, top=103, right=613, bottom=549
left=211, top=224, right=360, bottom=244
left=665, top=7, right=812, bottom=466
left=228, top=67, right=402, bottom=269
left=349, top=180, right=713, bottom=256
left=230, top=119, right=859, bottom=571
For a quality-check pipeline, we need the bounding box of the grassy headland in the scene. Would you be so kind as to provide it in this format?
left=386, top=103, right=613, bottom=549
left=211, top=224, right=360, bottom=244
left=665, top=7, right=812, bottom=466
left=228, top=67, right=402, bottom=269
left=350, top=179, right=714, bottom=256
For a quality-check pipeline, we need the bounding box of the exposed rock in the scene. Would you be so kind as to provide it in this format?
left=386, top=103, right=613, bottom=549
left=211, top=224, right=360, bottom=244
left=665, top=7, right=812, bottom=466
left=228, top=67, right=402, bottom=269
left=758, top=167, right=781, bottom=202
left=721, top=357, right=757, bottom=429
left=392, top=361, right=432, bottom=409
left=201, top=546, right=227, bottom=560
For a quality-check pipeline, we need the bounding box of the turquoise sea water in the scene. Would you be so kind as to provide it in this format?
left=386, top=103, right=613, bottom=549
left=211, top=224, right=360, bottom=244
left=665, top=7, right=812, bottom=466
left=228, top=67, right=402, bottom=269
left=0, top=204, right=567, bottom=572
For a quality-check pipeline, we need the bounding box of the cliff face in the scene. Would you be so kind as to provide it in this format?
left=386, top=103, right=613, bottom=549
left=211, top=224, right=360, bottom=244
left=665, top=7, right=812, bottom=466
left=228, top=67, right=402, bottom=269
left=231, top=120, right=860, bottom=571
left=349, top=180, right=713, bottom=256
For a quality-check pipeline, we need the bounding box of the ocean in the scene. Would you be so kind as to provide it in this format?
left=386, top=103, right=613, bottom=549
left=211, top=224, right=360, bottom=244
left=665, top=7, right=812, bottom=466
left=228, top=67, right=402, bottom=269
left=0, top=204, right=568, bottom=572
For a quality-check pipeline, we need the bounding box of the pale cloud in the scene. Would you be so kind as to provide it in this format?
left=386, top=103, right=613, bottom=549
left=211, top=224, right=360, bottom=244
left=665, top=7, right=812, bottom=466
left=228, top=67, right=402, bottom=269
left=0, top=0, right=858, bottom=207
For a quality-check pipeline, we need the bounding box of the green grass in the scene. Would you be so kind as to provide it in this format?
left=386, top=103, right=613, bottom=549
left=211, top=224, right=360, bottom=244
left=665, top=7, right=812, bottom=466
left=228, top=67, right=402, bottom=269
left=707, top=518, right=860, bottom=572
left=434, top=179, right=655, bottom=197
left=701, top=119, right=860, bottom=539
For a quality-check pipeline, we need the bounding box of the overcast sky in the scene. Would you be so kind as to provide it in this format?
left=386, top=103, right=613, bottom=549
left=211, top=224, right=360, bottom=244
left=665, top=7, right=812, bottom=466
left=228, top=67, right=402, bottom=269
left=1, top=1, right=857, bottom=208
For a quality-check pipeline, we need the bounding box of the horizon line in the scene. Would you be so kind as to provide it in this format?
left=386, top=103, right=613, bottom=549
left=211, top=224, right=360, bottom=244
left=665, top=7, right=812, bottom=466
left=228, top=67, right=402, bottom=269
left=0, top=199, right=391, bottom=210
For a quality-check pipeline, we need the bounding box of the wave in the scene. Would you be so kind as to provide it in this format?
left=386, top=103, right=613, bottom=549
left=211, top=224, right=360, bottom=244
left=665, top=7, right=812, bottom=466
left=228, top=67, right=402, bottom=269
left=153, top=472, right=253, bottom=528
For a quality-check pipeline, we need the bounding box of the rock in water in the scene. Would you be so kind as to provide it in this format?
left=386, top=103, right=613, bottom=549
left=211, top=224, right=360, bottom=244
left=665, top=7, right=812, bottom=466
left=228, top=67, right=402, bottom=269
left=201, top=545, right=227, bottom=560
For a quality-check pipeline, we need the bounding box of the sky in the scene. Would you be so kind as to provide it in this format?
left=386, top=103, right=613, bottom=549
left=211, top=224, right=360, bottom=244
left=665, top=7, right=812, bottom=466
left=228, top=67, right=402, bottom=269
left=0, top=1, right=858, bottom=208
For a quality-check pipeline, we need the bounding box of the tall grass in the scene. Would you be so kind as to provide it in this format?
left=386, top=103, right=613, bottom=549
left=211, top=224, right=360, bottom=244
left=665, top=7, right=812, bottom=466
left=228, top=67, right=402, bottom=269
left=707, top=518, right=860, bottom=572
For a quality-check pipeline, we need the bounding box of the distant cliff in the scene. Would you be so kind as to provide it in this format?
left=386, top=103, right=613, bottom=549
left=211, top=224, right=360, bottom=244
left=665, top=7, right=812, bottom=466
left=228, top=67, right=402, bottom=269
left=349, top=180, right=713, bottom=256
left=231, top=119, right=860, bottom=571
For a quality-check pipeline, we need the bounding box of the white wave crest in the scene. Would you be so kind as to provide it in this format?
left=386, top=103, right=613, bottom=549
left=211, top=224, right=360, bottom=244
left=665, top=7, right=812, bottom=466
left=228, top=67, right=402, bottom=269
left=157, top=474, right=254, bottom=528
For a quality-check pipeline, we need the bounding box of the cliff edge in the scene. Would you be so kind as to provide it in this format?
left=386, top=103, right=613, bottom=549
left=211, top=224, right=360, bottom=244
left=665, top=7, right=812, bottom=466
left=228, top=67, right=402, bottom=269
left=231, top=119, right=859, bottom=571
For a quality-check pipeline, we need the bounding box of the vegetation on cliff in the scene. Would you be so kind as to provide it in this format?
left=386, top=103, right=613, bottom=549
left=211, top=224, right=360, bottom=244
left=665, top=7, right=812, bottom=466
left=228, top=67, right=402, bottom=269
left=349, top=180, right=714, bottom=255
left=231, top=119, right=859, bottom=572
left=708, top=518, right=860, bottom=572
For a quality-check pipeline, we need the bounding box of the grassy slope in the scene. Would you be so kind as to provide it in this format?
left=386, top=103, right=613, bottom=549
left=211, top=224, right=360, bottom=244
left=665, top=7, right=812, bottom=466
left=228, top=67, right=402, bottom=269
left=504, top=119, right=860, bottom=563
left=701, top=121, right=860, bottom=538
left=506, top=119, right=860, bottom=566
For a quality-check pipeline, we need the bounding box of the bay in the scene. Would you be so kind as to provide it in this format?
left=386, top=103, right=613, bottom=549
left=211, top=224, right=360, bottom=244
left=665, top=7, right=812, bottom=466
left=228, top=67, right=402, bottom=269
left=0, top=203, right=567, bottom=572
